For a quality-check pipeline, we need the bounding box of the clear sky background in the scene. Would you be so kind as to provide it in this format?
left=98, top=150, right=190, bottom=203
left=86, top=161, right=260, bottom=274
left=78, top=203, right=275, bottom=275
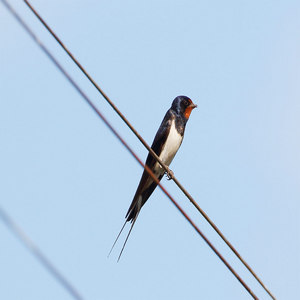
left=1, top=1, right=299, bottom=299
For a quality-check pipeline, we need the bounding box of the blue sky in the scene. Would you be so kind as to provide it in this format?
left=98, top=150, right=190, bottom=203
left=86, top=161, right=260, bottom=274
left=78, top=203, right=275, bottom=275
left=1, top=0, right=299, bottom=299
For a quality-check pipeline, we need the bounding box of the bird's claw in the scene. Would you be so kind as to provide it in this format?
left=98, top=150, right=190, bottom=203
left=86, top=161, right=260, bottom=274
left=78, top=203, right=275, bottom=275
left=165, top=169, right=174, bottom=180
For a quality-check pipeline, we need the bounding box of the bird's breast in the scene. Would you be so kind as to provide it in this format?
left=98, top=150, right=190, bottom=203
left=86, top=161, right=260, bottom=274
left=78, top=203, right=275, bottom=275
left=157, top=120, right=183, bottom=169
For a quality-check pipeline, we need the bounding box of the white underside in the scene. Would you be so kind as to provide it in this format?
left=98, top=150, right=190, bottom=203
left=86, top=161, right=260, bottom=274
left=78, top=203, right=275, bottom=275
left=153, top=119, right=183, bottom=175
left=141, top=120, right=183, bottom=192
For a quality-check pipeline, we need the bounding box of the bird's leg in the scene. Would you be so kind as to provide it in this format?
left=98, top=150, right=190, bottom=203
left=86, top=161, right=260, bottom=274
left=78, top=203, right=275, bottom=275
left=165, top=168, right=174, bottom=180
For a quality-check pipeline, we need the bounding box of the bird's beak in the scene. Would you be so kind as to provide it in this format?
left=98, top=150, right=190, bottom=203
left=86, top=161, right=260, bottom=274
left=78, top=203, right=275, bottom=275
left=189, top=103, right=197, bottom=109
left=184, top=101, right=197, bottom=119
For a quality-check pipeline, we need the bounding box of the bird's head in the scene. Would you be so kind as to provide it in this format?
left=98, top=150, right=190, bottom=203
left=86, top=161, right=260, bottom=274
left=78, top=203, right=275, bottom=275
left=171, top=95, right=197, bottom=119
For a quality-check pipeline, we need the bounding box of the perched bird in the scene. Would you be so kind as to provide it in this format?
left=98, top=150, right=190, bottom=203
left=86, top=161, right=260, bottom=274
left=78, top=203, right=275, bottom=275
left=110, top=95, right=197, bottom=260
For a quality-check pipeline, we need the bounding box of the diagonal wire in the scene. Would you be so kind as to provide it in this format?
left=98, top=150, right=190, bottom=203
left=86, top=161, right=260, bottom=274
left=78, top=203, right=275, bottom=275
left=0, top=206, right=84, bottom=300
left=2, top=0, right=258, bottom=298
left=21, top=1, right=275, bottom=299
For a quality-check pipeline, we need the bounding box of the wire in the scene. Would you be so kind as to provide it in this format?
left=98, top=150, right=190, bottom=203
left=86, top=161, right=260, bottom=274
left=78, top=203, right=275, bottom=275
left=21, top=1, right=275, bottom=299
left=0, top=206, right=84, bottom=300
left=2, top=0, right=258, bottom=298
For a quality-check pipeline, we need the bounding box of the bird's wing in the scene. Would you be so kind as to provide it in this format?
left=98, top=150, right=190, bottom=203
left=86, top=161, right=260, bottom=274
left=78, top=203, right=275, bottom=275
left=145, top=110, right=174, bottom=168
left=125, top=110, right=174, bottom=222
left=109, top=110, right=174, bottom=260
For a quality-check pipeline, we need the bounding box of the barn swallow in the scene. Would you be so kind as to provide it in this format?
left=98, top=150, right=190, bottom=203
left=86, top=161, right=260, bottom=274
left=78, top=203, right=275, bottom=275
left=110, top=95, right=197, bottom=260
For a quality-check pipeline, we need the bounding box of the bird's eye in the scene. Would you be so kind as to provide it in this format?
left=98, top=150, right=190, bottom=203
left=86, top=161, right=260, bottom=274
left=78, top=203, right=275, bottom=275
left=184, top=100, right=189, bottom=106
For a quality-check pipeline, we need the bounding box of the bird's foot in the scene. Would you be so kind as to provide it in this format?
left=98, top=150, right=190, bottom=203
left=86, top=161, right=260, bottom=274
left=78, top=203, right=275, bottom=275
left=165, top=169, right=174, bottom=180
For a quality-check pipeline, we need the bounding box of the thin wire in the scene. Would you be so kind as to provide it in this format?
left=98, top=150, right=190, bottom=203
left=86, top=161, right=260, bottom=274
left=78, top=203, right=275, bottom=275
left=22, top=1, right=275, bottom=299
left=0, top=206, right=84, bottom=300
left=2, top=1, right=258, bottom=298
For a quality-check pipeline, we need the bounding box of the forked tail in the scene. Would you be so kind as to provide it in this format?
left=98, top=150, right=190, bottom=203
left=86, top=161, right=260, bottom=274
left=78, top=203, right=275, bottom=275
left=108, top=196, right=142, bottom=261
left=108, top=220, right=127, bottom=258
left=117, top=211, right=140, bottom=261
